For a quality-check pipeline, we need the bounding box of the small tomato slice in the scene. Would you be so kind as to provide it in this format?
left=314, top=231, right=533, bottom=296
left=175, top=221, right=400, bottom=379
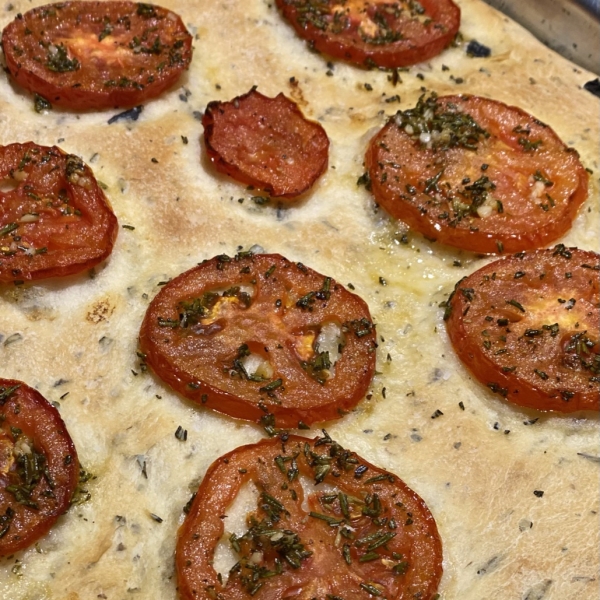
left=202, top=89, right=330, bottom=199
left=0, top=379, right=79, bottom=556
left=1, top=1, right=193, bottom=110
left=176, top=434, right=443, bottom=600
left=0, top=142, right=118, bottom=283
left=366, top=94, right=589, bottom=254
left=139, top=253, right=377, bottom=427
left=445, top=245, right=600, bottom=412
left=276, top=0, right=460, bottom=68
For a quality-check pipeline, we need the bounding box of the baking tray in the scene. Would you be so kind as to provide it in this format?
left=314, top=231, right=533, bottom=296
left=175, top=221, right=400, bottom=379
left=482, top=0, right=600, bottom=74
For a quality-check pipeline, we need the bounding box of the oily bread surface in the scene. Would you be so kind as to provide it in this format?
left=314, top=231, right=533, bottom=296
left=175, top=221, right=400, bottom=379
left=0, top=0, right=598, bottom=599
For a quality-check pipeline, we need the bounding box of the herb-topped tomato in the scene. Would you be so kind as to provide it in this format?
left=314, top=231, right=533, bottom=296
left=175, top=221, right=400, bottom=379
left=0, top=380, right=80, bottom=556
left=276, top=0, right=460, bottom=68
left=139, top=253, right=377, bottom=427
left=1, top=1, right=193, bottom=110
left=445, top=246, right=600, bottom=412
left=202, top=89, right=330, bottom=200
left=366, top=94, right=589, bottom=254
left=177, top=434, right=443, bottom=600
left=0, top=143, right=118, bottom=283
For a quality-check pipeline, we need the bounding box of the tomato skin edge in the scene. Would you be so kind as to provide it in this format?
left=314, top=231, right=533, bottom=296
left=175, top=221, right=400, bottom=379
left=201, top=89, right=330, bottom=199
left=445, top=248, right=600, bottom=413
left=0, top=142, right=119, bottom=283
left=446, top=309, right=600, bottom=413
left=365, top=95, right=590, bottom=254
left=139, top=254, right=377, bottom=428
left=1, top=1, right=193, bottom=110
left=0, top=379, right=80, bottom=556
left=176, top=435, right=443, bottom=600
left=367, top=146, right=589, bottom=254
left=275, top=0, right=461, bottom=69
left=2, top=59, right=190, bottom=110
left=135, top=345, right=375, bottom=427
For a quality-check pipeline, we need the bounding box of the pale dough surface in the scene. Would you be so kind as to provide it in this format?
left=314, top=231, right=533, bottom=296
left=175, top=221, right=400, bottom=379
left=0, top=1, right=598, bottom=599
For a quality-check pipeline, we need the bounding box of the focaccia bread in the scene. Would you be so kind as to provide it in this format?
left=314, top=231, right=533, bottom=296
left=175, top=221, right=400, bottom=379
left=0, top=0, right=598, bottom=598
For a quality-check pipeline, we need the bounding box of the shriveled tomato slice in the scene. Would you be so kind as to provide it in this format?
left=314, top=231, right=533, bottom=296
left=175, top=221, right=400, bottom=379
left=139, top=253, right=377, bottom=427
left=366, top=94, right=589, bottom=254
left=0, top=142, right=118, bottom=283
left=202, top=89, right=330, bottom=199
left=1, top=1, right=193, bottom=110
left=445, top=245, right=600, bottom=412
left=0, top=379, right=79, bottom=556
left=276, top=0, right=460, bottom=68
left=177, top=434, right=443, bottom=600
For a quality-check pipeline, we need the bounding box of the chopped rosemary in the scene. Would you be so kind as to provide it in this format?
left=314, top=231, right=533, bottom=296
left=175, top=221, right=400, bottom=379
left=301, top=351, right=331, bottom=385
left=46, top=43, right=80, bottom=72
left=395, top=93, right=489, bottom=151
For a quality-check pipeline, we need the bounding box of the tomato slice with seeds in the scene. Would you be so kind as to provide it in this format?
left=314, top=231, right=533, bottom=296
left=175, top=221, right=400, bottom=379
left=445, top=245, right=600, bottom=412
left=1, top=1, right=193, bottom=110
left=202, top=89, right=330, bottom=199
left=366, top=94, right=589, bottom=254
left=139, top=253, right=377, bottom=427
left=0, top=142, right=118, bottom=283
left=275, top=0, right=460, bottom=68
left=176, top=434, right=443, bottom=600
left=0, top=379, right=79, bottom=556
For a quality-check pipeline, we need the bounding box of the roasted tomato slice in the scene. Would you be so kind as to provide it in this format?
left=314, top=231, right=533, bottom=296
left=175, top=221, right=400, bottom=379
left=0, top=379, right=79, bottom=556
left=177, top=434, right=443, bottom=600
left=0, top=142, right=118, bottom=283
left=1, top=1, right=193, bottom=110
left=139, top=253, right=377, bottom=427
left=202, top=89, right=330, bottom=199
left=366, top=94, right=589, bottom=254
left=275, top=0, right=460, bottom=68
left=445, top=245, right=600, bottom=412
